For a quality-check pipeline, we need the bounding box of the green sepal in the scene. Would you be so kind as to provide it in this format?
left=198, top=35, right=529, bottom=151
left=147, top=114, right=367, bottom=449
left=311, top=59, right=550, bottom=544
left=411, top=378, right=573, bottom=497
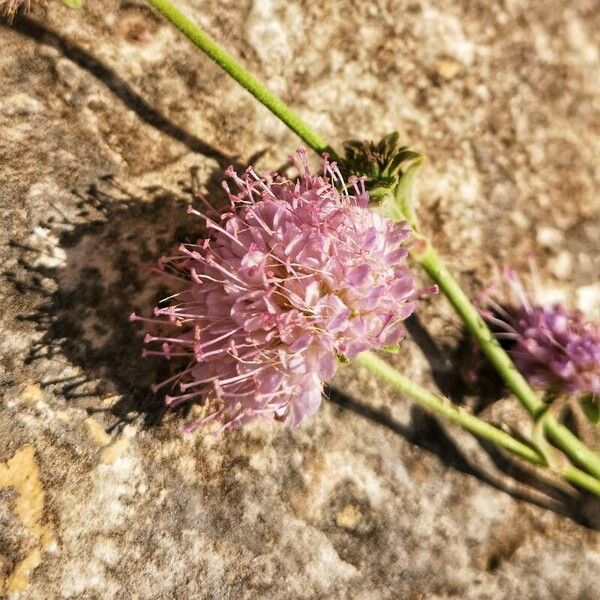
left=341, top=132, right=425, bottom=227
left=372, top=155, right=425, bottom=228
left=381, top=345, right=400, bottom=353
left=580, top=393, right=600, bottom=425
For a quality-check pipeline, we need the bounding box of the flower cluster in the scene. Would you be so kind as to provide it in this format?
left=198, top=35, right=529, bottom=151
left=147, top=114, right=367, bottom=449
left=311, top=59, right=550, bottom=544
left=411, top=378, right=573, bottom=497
left=481, top=269, right=600, bottom=397
left=132, top=151, right=429, bottom=432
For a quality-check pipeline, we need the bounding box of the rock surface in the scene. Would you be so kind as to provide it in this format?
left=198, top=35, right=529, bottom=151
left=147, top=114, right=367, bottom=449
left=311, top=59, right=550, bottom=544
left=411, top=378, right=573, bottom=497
left=1, top=1, right=600, bottom=598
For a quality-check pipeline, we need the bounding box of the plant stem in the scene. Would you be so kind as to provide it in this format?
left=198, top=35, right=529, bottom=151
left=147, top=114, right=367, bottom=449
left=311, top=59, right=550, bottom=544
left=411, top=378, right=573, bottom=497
left=145, top=0, right=331, bottom=156
left=355, top=351, right=543, bottom=465
left=417, top=245, right=545, bottom=416
left=561, top=465, right=600, bottom=496
left=416, top=243, right=600, bottom=480
left=147, top=0, right=600, bottom=486
left=356, top=351, right=600, bottom=496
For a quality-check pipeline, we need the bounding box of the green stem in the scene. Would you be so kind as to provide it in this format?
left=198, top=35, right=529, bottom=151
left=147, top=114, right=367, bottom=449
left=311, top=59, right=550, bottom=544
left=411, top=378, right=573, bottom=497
left=418, top=245, right=545, bottom=417
left=562, top=465, right=600, bottom=496
left=147, top=0, right=600, bottom=488
left=544, top=418, right=600, bottom=479
left=417, top=243, right=600, bottom=480
left=355, top=351, right=543, bottom=465
left=146, top=0, right=331, bottom=156
left=356, top=351, right=600, bottom=496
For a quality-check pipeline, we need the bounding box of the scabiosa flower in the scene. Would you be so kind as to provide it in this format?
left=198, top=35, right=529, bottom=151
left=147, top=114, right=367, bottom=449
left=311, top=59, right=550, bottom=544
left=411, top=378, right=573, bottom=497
left=480, top=268, right=600, bottom=398
left=132, top=150, right=432, bottom=432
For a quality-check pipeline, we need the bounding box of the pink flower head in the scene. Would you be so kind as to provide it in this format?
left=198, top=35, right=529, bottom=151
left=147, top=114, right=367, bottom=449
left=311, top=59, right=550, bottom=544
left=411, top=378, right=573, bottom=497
left=481, top=268, right=600, bottom=397
left=132, top=151, right=430, bottom=432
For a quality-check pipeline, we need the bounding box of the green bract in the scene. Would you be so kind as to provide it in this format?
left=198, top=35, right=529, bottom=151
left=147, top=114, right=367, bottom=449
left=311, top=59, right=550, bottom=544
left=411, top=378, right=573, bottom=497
left=341, top=132, right=425, bottom=228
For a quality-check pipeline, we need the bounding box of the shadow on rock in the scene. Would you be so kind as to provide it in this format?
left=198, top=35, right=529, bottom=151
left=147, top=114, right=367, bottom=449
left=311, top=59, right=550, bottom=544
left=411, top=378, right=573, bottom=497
left=327, top=385, right=600, bottom=529
left=405, top=314, right=506, bottom=412
left=6, top=177, right=213, bottom=429
left=7, top=15, right=233, bottom=166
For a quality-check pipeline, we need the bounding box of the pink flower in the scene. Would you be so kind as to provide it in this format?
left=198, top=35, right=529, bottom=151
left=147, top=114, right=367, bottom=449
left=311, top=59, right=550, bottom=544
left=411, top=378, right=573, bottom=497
left=481, top=269, right=600, bottom=397
left=132, top=151, right=429, bottom=432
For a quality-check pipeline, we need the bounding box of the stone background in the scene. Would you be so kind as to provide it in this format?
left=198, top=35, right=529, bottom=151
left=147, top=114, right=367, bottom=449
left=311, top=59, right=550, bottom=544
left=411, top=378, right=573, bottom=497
left=1, top=1, right=600, bottom=598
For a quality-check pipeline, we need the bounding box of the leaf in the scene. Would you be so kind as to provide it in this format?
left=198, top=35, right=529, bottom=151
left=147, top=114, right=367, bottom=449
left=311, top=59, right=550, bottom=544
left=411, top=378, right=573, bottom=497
left=580, top=394, right=600, bottom=425
left=62, top=0, right=83, bottom=8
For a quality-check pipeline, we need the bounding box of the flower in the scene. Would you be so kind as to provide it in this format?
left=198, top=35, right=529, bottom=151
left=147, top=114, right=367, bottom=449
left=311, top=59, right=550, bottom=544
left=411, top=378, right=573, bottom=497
left=132, top=150, right=430, bottom=432
left=480, top=268, right=600, bottom=397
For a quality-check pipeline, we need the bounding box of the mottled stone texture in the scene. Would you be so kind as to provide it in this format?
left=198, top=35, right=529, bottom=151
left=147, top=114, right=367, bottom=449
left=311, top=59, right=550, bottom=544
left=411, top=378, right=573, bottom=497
left=1, top=1, right=600, bottom=598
